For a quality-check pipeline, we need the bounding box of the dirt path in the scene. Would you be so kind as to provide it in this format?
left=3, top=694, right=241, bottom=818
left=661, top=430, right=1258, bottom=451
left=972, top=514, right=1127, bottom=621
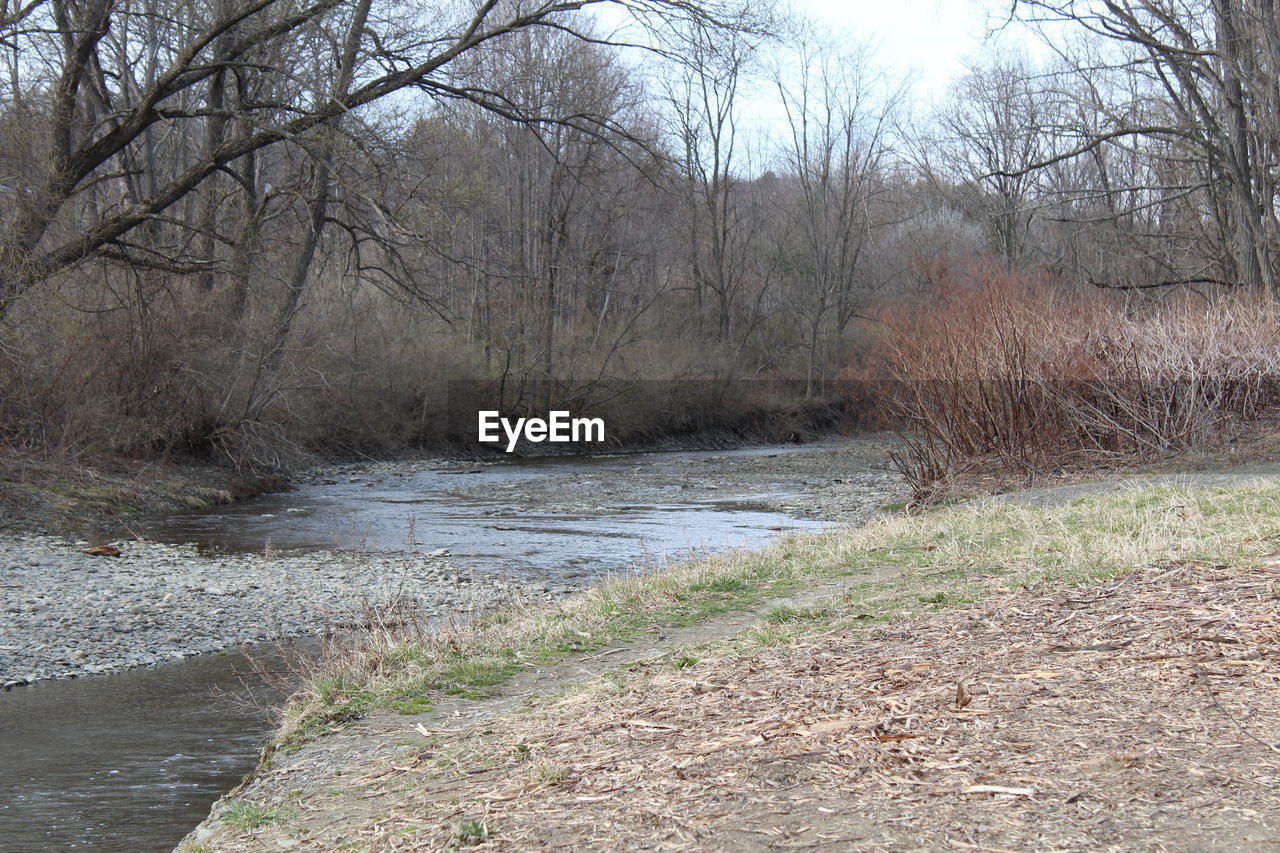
left=979, top=459, right=1280, bottom=509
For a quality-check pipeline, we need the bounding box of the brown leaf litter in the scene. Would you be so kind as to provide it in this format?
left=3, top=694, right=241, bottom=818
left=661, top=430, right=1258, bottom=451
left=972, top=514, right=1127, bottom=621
left=220, top=562, right=1280, bottom=851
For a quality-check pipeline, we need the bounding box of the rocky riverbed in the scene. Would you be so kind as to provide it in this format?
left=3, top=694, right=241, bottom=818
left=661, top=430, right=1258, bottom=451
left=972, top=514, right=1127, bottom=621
left=0, top=437, right=903, bottom=688
left=0, top=537, right=554, bottom=686
left=298, top=439, right=902, bottom=522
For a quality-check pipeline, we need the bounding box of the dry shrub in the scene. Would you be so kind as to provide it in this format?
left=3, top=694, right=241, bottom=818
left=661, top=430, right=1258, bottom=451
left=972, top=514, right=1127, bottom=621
left=0, top=274, right=477, bottom=469
left=0, top=268, right=838, bottom=472
left=862, top=256, right=1280, bottom=498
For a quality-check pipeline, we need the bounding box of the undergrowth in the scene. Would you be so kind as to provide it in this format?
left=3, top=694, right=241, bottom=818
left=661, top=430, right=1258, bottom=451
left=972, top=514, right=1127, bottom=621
left=858, top=258, right=1280, bottom=500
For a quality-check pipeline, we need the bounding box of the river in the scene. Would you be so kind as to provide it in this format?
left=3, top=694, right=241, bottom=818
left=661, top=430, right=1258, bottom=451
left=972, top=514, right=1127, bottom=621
left=0, top=441, right=897, bottom=852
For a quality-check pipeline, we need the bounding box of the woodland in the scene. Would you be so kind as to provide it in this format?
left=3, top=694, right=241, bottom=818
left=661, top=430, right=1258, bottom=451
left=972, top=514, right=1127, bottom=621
left=3, top=0, right=1280, bottom=492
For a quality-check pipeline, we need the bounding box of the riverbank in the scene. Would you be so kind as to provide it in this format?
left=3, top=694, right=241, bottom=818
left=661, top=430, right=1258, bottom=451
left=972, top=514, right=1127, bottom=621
left=0, top=535, right=550, bottom=686
left=179, top=472, right=1280, bottom=852
left=0, top=404, right=857, bottom=541
left=0, top=438, right=901, bottom=686
left=0, top=451, right=291, bottom=538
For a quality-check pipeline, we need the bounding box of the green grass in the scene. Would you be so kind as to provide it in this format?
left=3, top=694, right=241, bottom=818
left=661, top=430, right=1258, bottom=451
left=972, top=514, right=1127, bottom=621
left=748, top=625, right=804, bottom=647
left=279, top=545, right=807, bottom=737
left=453, top=819, right=488, bottom=846
left=387, top=695, right=434, bottom=715
left=220, top=801, right=287, bottom=831
left=763, top=604, right=825, bottom=624
left=278, top=480, right=1280, bottom=747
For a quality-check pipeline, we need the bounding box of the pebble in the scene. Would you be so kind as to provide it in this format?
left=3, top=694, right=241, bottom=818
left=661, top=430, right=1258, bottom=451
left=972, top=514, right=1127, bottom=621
left=0, top=533, right=558, bottom=685
left=2, top=440, right=903, bottom=686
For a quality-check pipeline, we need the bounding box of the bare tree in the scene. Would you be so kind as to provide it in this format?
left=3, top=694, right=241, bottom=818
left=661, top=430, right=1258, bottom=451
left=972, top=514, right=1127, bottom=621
left=1011, top=0, right=1280, bottom=290
left=929, top=57, right=1053, bottom=268
left=772, top=30, right=900, bottom=395
left=0, top=0, right=751, bottom=322
left=662, top=16, right=769, bottom=340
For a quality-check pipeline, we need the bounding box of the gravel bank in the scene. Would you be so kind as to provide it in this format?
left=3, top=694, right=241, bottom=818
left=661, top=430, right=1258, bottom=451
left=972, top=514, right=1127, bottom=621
left=1, top=437, right=904, bottom=687
left=0, top=536, right=553, bottom=686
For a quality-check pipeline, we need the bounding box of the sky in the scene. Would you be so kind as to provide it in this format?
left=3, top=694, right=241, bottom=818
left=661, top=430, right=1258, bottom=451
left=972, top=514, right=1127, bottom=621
left=789, top=0, right=1039, bottom=100
left=593, top=0, right=1051, bottom=155
left=705, top=0, right=1048, bottom=149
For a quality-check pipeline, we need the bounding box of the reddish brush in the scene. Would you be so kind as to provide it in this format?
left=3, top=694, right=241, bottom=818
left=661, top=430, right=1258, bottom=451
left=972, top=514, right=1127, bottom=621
left=855, top=257, right=1280, bottom=499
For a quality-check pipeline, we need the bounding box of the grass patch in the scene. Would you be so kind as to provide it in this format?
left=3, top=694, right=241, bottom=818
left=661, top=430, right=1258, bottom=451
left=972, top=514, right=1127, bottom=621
left=748, top=625, right=805, bottom=647
left=763, top=604, right=825, bottom=624
left=689, top=576, right=750, bottom=593
left=530, top=760, right=569, bottom=786
left=438, top=657, right=519, bottom=690
left=277, top=480, right=1280, bottom=750
left=220, top=801, right=287, bottom=831
left=387, top=695, right=434, bottom=715
left=278, top=543, right=807, bottom=738
left=452, top=819, right=488, bottom=846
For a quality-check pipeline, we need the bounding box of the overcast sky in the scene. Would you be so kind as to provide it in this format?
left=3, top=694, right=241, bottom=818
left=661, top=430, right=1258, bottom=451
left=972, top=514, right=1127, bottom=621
left=790, top=0, right=1037, bottom=99
left=700, top=0, right=1049, bottom=150
left=591, top=0, right=1048, bottom=157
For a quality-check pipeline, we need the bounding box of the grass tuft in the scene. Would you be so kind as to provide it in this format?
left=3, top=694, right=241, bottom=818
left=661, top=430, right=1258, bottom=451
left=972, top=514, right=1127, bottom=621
left=220, top=801, right=287, bottom=832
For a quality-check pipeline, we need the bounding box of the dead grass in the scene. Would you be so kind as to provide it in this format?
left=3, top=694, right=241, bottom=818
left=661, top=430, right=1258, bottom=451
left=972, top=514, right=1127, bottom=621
left=355, top=559, right=1280, bottom=851
left=196, top=481, right=1280, bottom=851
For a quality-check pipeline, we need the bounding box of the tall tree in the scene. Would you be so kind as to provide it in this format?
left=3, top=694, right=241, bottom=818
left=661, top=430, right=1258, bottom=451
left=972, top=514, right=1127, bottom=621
left=1012, top=0, right=1280, bottom=290
left=0, top=0, right=752, bottom=321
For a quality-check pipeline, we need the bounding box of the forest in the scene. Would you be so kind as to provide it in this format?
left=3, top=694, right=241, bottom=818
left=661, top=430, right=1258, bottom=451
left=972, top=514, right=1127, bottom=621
left=3, top=0, right=1280, bottom=493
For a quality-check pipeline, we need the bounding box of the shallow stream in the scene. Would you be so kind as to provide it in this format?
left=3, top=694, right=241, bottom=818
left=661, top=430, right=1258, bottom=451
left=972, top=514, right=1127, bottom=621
left=1, top=446, right=831, bottom=852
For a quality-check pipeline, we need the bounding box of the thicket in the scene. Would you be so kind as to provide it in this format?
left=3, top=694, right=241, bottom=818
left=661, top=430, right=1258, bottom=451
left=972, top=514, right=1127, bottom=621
left=862, top=259, right=1280, bottom=499
left=0, top=274, right=849, bottom=469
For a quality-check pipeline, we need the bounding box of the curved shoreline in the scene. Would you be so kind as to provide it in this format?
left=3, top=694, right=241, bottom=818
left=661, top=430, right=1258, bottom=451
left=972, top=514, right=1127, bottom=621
left=175, top=470, right=1280, bottom=853
left=0, top=536, right=550, bottom=686
left=0, top=437, right=902, bottom=686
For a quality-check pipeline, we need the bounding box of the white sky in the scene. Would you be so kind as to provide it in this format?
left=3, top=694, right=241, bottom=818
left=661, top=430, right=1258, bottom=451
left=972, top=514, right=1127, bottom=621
left=790, top=0, right=1037, bottom=100
left=593, top=0, right=1051, bottom=157
left=703, top=0, right=1051, bottom=152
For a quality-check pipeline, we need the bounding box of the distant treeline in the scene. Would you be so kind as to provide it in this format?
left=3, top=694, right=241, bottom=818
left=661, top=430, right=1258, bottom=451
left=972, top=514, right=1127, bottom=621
left=1, top=1, right=1277, bottom=470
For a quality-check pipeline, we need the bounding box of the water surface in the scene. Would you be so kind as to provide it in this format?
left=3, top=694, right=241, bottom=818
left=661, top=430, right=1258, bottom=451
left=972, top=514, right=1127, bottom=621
left=140, top=448, right=825, bottom=581
left=0, top=644, right=299, bottom=852
left=3, top=446, right=827, bottom=852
